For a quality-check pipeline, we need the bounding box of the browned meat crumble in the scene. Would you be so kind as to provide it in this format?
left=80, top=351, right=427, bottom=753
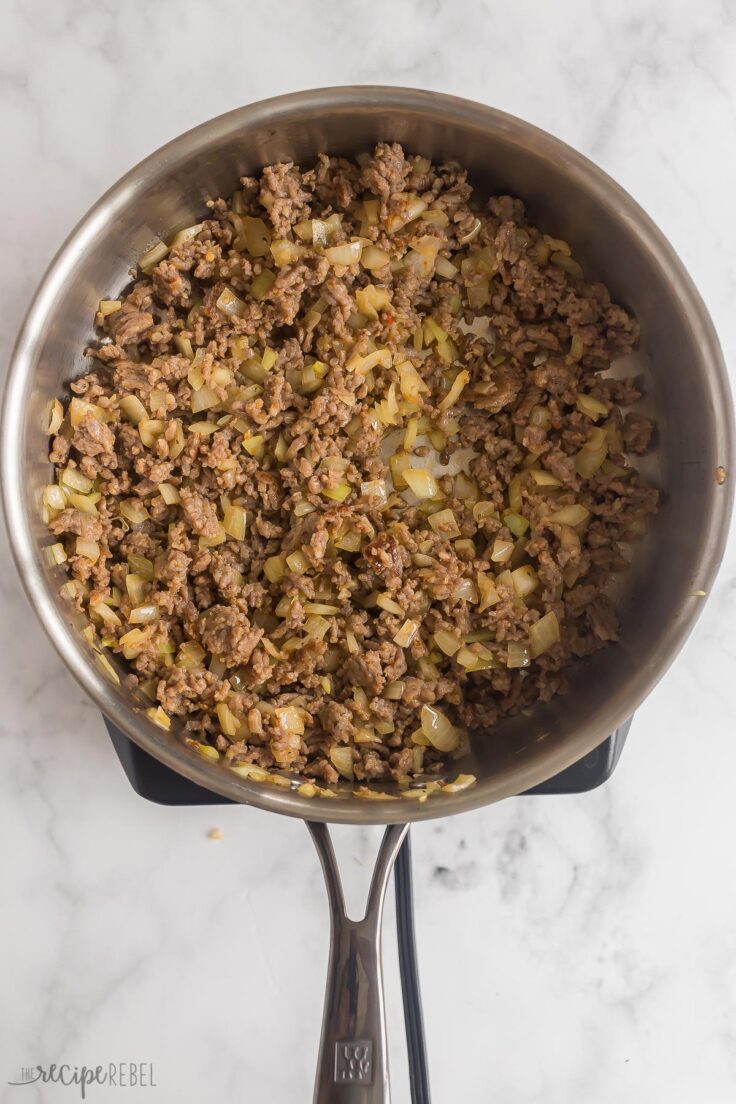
left=42, top=143, right=657, bottom=792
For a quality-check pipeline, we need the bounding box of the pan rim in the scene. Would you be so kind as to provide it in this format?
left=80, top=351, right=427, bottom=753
left=2, top=85, right=733, bottom=823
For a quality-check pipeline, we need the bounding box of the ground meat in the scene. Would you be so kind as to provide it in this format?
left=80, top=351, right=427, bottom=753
left=71, top=412, right=115, bottom=457
left=179, top=487, right=221, bottom=540
left=44, top=144, right=657, bottom=791
left=363, top=532, right=405, bottom=587
left=360, top=142, right=410, bottom=205
left=197, top=604, right=263, bottom=667
left=152, top=260, right=192, bottom=307
left=343, top=651, right=386, bottom=696
left=108, top=305, right=153, bottom=345
left=49, top=508, right=104, bottom=542
left=259, top=162, right=311, bottom=237
left=622, top=412, right=653, bottom=454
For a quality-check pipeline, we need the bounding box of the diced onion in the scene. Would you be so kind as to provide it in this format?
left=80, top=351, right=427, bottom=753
left=383, top=680, right=405, bottom=701
left=241, top=217, right=272, bottom=257
left=75, top=538, right=100, bottom=562
left=356, top=284, right=391, bottom=319
left=120, top=498, right=149, bottom=525
left=386, top=194, right=427, bottom=232
left=43, top=484, right=67, bottom=512
left=147, top=706, right=171, bottom=731
left=398, top=360, right=429, bottom=403
left=138, top=418, right=165, bottom=447
left=262, top=555, right=285, bottom=584
left=575, top=446, right=608, bottom=478
left=120, top=626, right=152, bottom=658
left=442, top=774, right=477, bottom=794
left=453, top=578, right=478, bottom=601
left=458, top=218, right=482, bottom=245
left=305, top=615, right=330, bottom=641
left=158, top=482, right=181, bottom=505
left=216, top=287, right=248, bottom=318
left=506, top=642, right=531, bottom=669
left=270, top=238, right=304, bottom=267
left=67, top=492, right=98, bottom=515
left=404, top=468, right=439, bottom=499
left=322, top=482, right=351, bottom=503
left=140, top=239, right=169, bottom=273
left=189, top=385, right=217, bottom=415
left=438, top=369, right=470, bottom=412
left=420, top=207, right=449, bottom=227
left=199, top=523, right=227, bottom=549
left=69, top=398, right=102, bottom=428
left=286, top=550, right=310, bottom=575
left=435, top=256, right=458, bottom=279
left=551, top=252, right=583, bottom=278
left=476, top=571, right=500, bottom=612
left=239, top=434, right=264, bottom=460
left=576, top=392, right=609, bottom=420
left=423, top=317, right=448, bottom=345
left=46, top=399, right=64, bottom=436
left=530, top=611, right=560, bottom=657
left=377, top=593, right=404, bottom=616
left=324, top=240, right=363, bottom=266
left=456, top=645, right=495, bottom=671
left=128, top=553, right=154, bottom=580
left=346, top=347, right=392, bottom=374
left=98, top=299, right=122, bottom=317
left=174, top=334, right=195, bottom=360
left=125, top=573, right=148, bottom=605
left=504, top=512, right=530, bottom=538
left=511, top=565, right=539, bottom=598
left=406, top=234, right=441, bottom=276
left=420, top=704, right=460, bottom=752
left=360, top=480, right=388, bottom=506
left=129, top=604, right=159, bottom=624
left=361, top=198, right=380, bottom=227
left=170, top=223, right=204, bottom=249
left=230, top=762, right=269, bottom=781
left=275, top=706, right=305, bottom=734
left=223, top=504, right=246, bottom=541
left=61, top=467, right=94, bottom=494
left=250, top=269, right=277, bottom=301
left=188, top=421, right=219, bottom=435
left=189, top=739, right=219, bottom=760
left=361, top=245, right=391, bottom=270
left=428, top=508, right=460, bottom=537
left=176, top=641, right=206, bottom=670
left=46, top=542, right=67, bottom=565
left=329, top=746, right=354, bottom=780
left=529, top=405, right=552, bottom=429
left=473, top=501, right=499, bottom=523
left=434, top=630, right=462, bottom=656
left=530, top=469, right=562, bottom=487
left=549, top=504, right=590, bottom=526
left=394, top=619, right=419, bottom=648
left=491, top=538, right=514, bottom=563
left=216, top=702, right=241, bottom=738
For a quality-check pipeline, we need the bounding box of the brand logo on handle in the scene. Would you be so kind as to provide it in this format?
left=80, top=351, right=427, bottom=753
left=334, top=1040, right=373, bottom=1084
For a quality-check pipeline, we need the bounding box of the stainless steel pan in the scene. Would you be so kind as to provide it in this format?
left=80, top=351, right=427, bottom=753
left=3, top=88, right=733, bottom=1103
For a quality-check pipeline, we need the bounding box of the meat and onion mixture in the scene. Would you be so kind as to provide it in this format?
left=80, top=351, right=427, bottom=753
left=42, top=143, right=657, bottom=797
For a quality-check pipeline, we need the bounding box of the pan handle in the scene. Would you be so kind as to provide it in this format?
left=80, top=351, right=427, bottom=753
left=308, top=821, right=409, bottom=1104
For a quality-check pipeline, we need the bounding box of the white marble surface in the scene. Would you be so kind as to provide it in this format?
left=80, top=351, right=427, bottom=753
left=1, top=1, right=735, bottom=1101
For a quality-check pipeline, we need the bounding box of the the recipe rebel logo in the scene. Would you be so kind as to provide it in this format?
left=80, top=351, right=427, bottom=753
left=7, top=1062, right=157, bottom=1097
